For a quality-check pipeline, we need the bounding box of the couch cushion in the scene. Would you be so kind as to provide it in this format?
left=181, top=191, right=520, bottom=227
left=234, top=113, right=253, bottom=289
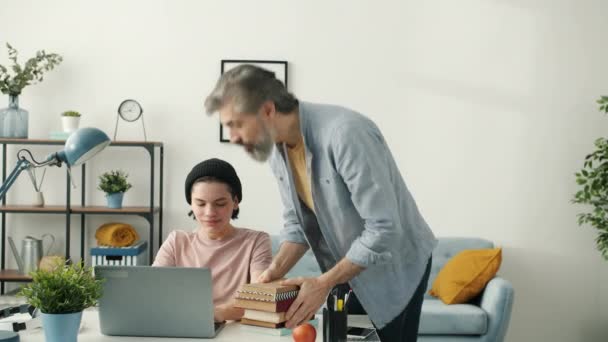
left=425, top=237, right=494, bottom=299
left=419, top=299, right=488, bottom=335
left=429, top=248, right=502, bottom=304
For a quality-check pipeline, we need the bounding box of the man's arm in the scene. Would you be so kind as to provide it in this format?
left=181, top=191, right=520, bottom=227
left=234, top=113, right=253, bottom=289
left=318, top=257, right=365, bottom=289
left=258, top=241, right=308, bottom=282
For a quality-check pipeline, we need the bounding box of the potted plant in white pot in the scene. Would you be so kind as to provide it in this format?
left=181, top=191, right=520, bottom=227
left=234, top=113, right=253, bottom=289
left=61, top=110, right=81, bottom=133
left=573, top=96, right=608, bottom=259
left=17, top=261, right=103, bottom=342
left=98, top=170, right=132, bottom=209
left=0, top=43, right=62, bottom=138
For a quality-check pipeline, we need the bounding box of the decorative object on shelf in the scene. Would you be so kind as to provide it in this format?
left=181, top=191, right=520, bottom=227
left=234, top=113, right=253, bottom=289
left=7, top=234, right=55, bottom=275
left=0, top=95, right=28, bottom=139
left=0, top=43, right=63, bottom=138
left=573, top=95, right=608, bottom=260
left=218, top=60, right=288, bottom=143
left=48, top=130, right=70, bottom=140
left=98, top=170, right=132, bottom=209
left=114, top=99, right=147, bottom=141
left=17, top=261, right=103, bottom=342
left=95, top=222, right=139, bottom=247
left=0, top=127, right=111, bottom=202
left=26, top=166, right=46, bottom=207
left=38, top=255, right=65, bottom=272
left=91, top=240, right=148, bottom=267
left=60, top=110, right=81, bottom=133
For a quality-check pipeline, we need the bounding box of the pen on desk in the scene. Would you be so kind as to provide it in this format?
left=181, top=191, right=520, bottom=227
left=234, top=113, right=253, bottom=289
left=334, top=295, right=337, bottom=311
left=337, top=299, right=344, bottom=312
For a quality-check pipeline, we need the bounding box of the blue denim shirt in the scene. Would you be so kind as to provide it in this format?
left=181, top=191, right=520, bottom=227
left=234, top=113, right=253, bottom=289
left=269, top=102, right=437, bottom=328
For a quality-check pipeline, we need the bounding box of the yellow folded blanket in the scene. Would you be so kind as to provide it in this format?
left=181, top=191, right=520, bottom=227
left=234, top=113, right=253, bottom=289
left=95, top=222, right=139, bottom=247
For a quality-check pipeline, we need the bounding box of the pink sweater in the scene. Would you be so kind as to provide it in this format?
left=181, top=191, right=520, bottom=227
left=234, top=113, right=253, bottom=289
left=152, top=228, right=272, bottom=306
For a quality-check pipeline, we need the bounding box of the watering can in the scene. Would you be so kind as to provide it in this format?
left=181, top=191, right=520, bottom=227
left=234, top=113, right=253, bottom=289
left=8, top=234, right=55, bottom=274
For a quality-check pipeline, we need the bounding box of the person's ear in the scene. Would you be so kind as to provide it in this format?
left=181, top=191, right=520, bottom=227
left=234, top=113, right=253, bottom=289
left=260, top=100, right=276, bottom=119
left=233, top=195, right=240, bottom=209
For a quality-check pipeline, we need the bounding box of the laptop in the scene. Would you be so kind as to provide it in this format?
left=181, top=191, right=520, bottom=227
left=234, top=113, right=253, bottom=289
left=95, top=266, right=225, bottom=338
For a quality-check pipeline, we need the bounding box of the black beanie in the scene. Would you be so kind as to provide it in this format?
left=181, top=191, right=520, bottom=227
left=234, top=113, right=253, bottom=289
left=185, top=158, right=242, bottom=205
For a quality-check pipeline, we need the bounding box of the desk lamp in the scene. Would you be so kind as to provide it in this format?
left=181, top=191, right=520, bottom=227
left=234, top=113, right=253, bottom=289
left=0, top=127, right=111, bottom=200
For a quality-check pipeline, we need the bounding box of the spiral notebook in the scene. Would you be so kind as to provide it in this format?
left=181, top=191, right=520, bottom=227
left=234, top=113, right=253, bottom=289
left=234, top=280, right=299, bottom=312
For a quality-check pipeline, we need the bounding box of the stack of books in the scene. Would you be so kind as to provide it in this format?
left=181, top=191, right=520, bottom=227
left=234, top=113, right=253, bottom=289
left=234, top=280, right=299, bottom=329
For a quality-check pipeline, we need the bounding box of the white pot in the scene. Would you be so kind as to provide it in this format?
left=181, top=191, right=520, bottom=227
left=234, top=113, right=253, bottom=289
left=61, top=116, right=80, bottom=133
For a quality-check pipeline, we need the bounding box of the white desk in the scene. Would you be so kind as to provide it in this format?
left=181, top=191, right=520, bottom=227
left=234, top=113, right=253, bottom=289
left=17, top=308, right=376, bottom=342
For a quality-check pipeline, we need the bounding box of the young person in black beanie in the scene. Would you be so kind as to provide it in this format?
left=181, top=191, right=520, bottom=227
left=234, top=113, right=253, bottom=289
left=153, top=158, right=272, bottom=322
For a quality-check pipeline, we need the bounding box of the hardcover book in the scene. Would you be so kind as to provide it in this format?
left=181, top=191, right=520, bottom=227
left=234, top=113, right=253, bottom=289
left=234, top=297, right=296, bottom=312
left=243, top=309, right=286, bottom=323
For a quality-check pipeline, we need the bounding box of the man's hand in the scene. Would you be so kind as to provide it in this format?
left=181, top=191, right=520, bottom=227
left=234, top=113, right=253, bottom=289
left=281, top=277, right=332, bottom=329
left=256, top=265, right=281, bottom=283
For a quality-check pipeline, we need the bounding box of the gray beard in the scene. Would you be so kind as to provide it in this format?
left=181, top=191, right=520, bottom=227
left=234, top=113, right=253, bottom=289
left=247, top=132, right=274, bottom=162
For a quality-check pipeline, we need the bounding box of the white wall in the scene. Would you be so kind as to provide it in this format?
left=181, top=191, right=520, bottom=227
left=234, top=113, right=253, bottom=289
left=1, top=0, right=607, bottom=340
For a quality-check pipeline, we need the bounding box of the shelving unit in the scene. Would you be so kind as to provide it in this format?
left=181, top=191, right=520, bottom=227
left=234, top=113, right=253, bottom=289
left=0, top=138, right=164, bottom=293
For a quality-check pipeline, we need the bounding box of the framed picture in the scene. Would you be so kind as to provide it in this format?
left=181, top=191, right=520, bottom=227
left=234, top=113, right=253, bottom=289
left=219, top=60, right=289, bottom=143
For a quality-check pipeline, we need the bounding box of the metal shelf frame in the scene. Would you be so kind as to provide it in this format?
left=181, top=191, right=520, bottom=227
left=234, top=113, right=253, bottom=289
left=0, top=139, right=164, bottom=293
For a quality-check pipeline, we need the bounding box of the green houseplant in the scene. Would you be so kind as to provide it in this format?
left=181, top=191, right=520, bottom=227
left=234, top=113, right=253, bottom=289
left=98, top=170, right=132, bottom=209
left=61, top=110, right=81, bottom=117
left=0, top=43, right=63, bottom=138
left=573, top=96, right=608, bottom=259
left=61, top=110, right=81, bottom=133
left=17, top=261, right=103, bottom=342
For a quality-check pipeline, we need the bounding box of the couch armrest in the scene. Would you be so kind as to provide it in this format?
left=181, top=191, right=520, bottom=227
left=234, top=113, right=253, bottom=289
left=479, top=277, right=514, bottom=342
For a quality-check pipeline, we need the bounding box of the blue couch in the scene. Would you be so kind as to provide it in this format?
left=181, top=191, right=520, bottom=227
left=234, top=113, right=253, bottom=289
left=270, top=236, right=514, bottom=342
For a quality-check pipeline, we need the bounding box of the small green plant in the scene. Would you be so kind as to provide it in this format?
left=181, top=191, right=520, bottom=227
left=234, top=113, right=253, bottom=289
left=61, top=110, right=81, bottom=117
left=98, top=170, right=132, bottom=194
left=573, top=96, right=608, bottom=259
left=0, top=43, right=63, bottom=96
left=17, top=261, right=103, bottom=314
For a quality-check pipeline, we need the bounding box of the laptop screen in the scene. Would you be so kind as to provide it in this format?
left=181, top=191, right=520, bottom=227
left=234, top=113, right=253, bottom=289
left=95, top=266, right=218, bottom=338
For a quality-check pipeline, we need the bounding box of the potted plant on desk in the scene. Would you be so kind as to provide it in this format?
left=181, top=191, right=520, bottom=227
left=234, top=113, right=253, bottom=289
left=98, top=169, right=132, bottom=209
left=17, top=261, right=103, bottom=342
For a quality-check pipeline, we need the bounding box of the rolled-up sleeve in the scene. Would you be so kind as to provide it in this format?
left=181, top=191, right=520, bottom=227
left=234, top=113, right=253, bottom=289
left=332, top=121, right=402, bottom=267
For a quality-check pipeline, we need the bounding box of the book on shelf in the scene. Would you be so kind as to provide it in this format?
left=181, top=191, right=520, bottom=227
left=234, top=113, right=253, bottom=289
left=243, top=309, right=286, bottom=323
left=239, top=318, right=319, bottom=337
left=48, top=131, right=70, bottom=140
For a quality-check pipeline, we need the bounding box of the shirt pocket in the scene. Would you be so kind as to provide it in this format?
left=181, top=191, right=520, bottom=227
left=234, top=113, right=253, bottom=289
left=314, top=168, right=345, bottom=212
left=316, top=167, right=341, bottom=186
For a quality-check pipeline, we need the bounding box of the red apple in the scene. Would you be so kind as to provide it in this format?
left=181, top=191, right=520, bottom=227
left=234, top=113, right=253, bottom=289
left=292, top=323, right=316, bottom=342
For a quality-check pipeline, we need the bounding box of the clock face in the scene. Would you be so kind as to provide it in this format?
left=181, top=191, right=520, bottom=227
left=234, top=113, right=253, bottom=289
left=118, top=99, right=143, bottom=122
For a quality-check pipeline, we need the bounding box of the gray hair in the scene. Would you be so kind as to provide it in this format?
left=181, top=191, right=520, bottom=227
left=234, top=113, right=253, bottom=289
left=204, top=64, right=298, bottom=115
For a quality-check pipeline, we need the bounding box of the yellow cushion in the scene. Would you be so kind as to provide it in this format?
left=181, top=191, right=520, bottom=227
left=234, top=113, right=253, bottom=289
left=429, top=248, right=502, bottom=305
